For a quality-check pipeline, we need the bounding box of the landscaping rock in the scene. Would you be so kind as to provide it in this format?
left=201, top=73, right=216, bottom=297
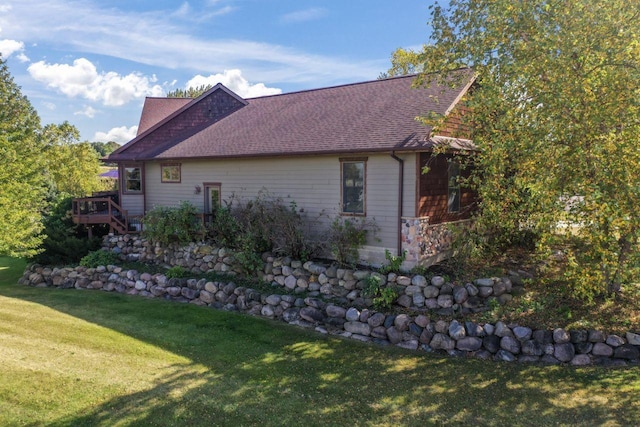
left=457, top=337, right=482, bottom=352
left=513, top=326, right=532, bottom=341
left=591, top=343, right=614, bottom=357
left=344, top=321, right=371, bottom=336
left=299, top=307, right=324, bottom=323
left=553, top=328, right=571, bottom=344
left=554, top=342, right=575, bottom=363
left=614, top=344, right=640, bottom=360
left=606, top=334, right=625, bottom=347
left=430, top=333, right=455, bottom=351
left=500, top=336, right=521, bottom=354
left=448, top=320, right=466, bottom=340
left=626, top=332, right=640, bottom=346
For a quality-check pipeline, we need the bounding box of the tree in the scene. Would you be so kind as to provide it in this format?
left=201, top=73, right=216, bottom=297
left=417, top=0, right=640, bottom=299
left=42, top=121, right=103, bottom=197
left=0, top=58, right=47, bottom=257
left=166, top=84, right=213, bottom=98
left=90, top=140, right=120, bottom=157
left=379, top=47, right=423, bottom=79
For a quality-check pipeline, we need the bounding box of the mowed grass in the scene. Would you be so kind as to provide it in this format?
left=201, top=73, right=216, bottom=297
left=1, top=258, right=640, bottom=426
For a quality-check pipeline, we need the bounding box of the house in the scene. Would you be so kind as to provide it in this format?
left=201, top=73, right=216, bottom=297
left=73, top=69, right=477, bottom=267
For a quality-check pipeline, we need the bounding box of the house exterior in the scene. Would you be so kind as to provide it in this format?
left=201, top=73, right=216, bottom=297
left=78, top=70, right=477, bottom=267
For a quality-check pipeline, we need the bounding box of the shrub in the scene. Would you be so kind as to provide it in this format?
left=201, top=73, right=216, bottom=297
left=363, top=275, right=398, bottom=310
left=79, top=250, right=120, bottom=268
left=378, top=249, right=406, bottom=275
left=207, top=191, right=320, bottom=269
left=165, top=266, right=189, bottom=279
left=207, top=205, right=240, bottom=248
left=328, top=217, right=378, bottom=267
left=32, top=195, right=104, bottom=265
left=142, top=201, right=204, bottom=246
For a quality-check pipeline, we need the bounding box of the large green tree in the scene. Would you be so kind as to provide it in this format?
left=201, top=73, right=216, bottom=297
left=0, top=58, right=47, bottom=257
left=42, top=121, right=103, bottom=197
left=417, top=0, right=640, bottom=299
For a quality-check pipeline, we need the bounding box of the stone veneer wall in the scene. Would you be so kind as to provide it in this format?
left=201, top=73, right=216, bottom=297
left=401, top=217, right=471, bottom=266
left=20, top=263, right=640, bottom=366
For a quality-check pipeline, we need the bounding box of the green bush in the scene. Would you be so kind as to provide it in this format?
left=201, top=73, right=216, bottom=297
left=79, top=250, right=120, bottom=268
left=363, top=275, right=398, bottom=310
left=378, top=249, right=406, bottom=275
left=142, top=201, right=204, bottom=246
left=328, top=217, right=378, bottom=267
left=32, top=195, right=104, bottom=265
left=165, top=266, right=189, bottom=279
left=207, top=192, right=319, bottom=272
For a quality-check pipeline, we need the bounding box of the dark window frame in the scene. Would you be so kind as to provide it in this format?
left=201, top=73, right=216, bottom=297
left=340, top=157, right=367, bottom=216
left=122, top=164, right=143, bottom=194
left=448, top=160, right=461, bottom=213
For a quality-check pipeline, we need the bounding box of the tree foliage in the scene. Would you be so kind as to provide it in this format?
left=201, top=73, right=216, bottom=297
left=166, top=84, right=213, bottom=98
left=417, top=0, right=640, bottom=299
left=0, top=58, right=47, bottom=257
left=90, top=141, right=120, bottom=157
left=379, top=47, right=424, bottom=79
left=42, top=121, right=103, bottom=197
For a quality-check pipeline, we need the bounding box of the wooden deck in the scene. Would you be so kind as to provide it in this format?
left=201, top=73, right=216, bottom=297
left=72, top=194, right=141, bottom=235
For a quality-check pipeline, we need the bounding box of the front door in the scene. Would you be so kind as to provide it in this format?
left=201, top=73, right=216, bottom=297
left=204, top=183, right=221, bottom=216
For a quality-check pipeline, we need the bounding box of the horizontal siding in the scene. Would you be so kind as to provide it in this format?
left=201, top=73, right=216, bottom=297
left=121, top=194, right=144, bottom=216
left=144, top=153, right=414, bottom=263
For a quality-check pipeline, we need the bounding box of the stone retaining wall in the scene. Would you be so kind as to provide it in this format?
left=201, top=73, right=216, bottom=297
left=20, top=264, right=640, bottom=366
left=102, top=234, right=515, bottom=314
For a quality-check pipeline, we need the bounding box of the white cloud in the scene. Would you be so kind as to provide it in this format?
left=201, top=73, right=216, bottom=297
left=94, top=125, right=138, bottom=143
left=0, top=0, right=379, bottom=86
left=74, top=105, right=98, bottom=118
left=0, top=38, right=24, bottom=59
left=280, top=8, right=328, bottom=23
left=27, top=58, right=164, bottom=106
left=185, top=69, right=281, bottom=98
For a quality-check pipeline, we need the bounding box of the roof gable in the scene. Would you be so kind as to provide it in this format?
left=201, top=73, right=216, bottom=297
left=137, top=97, right=191, bottom=135
left=110, top=83, right=248, bottom=160
left=110, top=69, right=475, bottom=161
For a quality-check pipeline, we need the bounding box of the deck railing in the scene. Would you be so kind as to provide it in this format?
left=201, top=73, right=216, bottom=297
left=72, top=195, right=137, bottom=234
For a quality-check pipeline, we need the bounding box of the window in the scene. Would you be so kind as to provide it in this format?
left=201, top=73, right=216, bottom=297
left=448, top=160, right=460, bottom=213
left=161, top=164, right=181, bottom=183
left=341, top=158, right=366, bottom=215
left=123, top=166, right=142, bottom=193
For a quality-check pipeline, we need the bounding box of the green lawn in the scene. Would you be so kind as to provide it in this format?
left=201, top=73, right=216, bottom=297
left=1, top=257, right=639, bottom=426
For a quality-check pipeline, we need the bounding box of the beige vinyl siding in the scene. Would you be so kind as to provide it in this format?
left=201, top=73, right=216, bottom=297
left=144, top=153, right=416, bottom=265
left=121, top=194, right=144, bottom=216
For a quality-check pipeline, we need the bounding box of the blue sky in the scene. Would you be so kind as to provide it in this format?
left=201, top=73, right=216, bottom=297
left=0, top=0, right=438, bottom=143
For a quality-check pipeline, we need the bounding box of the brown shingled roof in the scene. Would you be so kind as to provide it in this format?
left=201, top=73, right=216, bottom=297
left=111, top=69, right=475, bottom=162
left=137, top=97, right=191, bottom=135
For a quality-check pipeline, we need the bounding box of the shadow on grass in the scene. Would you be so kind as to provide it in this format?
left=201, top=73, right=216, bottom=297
left=2, top=259, right=640, bottom=426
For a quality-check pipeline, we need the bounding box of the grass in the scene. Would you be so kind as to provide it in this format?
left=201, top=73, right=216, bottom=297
left=1, top=257, right=640, bottom=426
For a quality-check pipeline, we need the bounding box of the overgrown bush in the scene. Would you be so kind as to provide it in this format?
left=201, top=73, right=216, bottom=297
left=32, top=195, right=104, bottom=265
left=207, top=191, right=320, bottom=272
left=142, top=201, right=204, bottom=246
left=79, top=250, right=120, bottom=268
left=328, top=217, right=377, bottom=267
